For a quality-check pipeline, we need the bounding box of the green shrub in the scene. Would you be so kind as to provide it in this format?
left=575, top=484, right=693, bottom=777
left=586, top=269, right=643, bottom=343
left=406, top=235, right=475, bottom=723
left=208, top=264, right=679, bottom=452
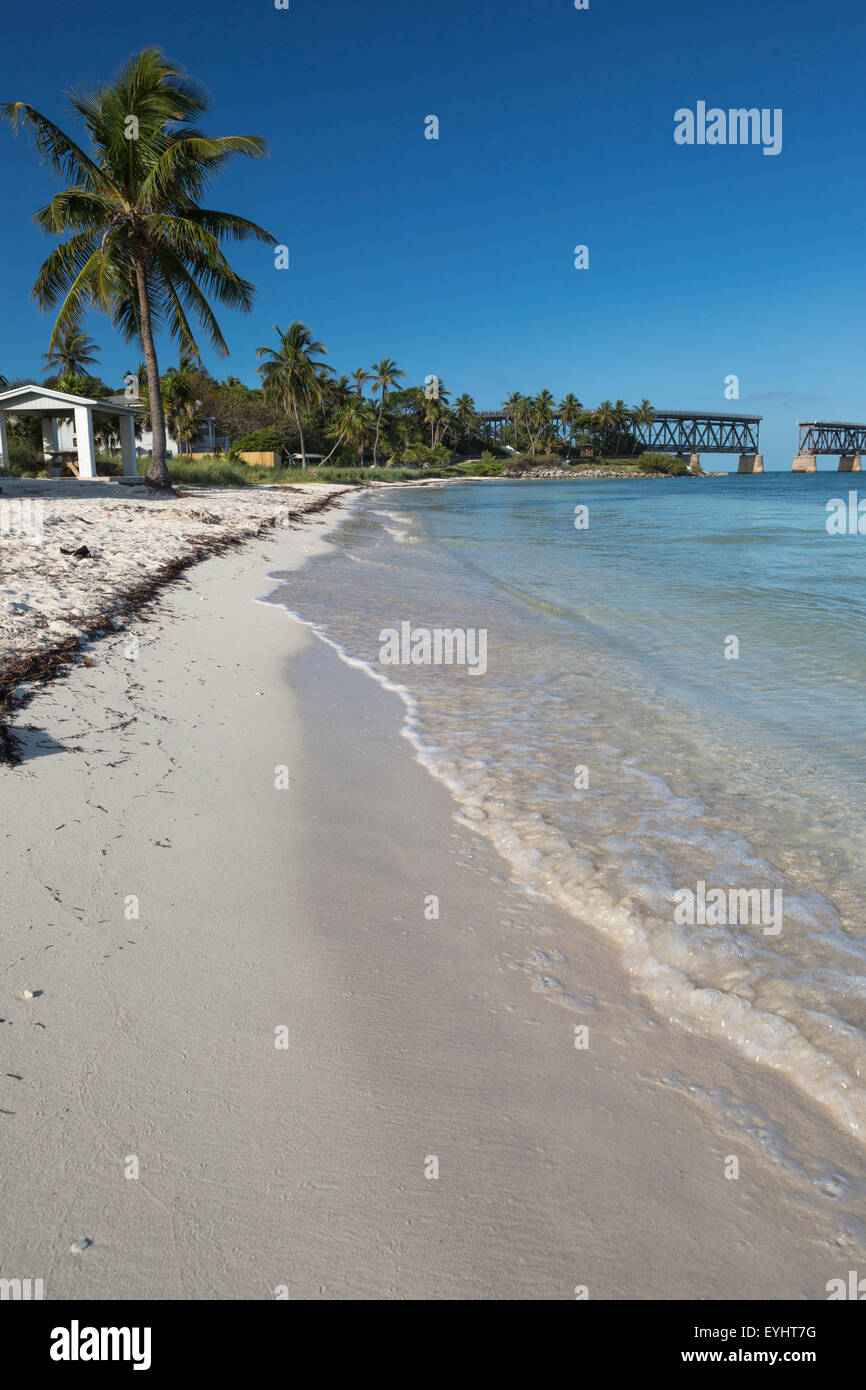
left=454, top=455, right=503, bottom=476
left=637, top=453, right=689, bottom=475
left=227, top=428, right=287, bottom=459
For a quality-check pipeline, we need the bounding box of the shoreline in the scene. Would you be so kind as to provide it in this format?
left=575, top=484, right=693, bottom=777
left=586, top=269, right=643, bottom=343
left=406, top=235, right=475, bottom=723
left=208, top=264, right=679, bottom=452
left=2, top=499, right=865, bottom=1297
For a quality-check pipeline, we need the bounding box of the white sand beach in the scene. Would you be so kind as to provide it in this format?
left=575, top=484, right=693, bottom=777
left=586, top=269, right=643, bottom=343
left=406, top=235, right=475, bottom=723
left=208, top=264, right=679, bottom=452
left=0, top=478, right=352, bottom=669
left=1, top=489, right=865, bottom=1299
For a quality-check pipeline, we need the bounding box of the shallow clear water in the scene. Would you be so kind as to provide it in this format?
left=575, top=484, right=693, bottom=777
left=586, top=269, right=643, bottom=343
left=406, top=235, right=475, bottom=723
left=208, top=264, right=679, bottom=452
left=269, top=475, right=866, bottom=1138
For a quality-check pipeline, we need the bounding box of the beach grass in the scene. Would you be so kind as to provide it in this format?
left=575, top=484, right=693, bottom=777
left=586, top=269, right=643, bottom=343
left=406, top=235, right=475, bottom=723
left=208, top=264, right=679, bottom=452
left=0, top=454, right=493, bottom=487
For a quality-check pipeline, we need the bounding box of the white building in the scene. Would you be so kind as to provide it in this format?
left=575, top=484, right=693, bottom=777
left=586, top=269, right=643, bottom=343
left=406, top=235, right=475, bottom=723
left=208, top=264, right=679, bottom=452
left=55, top=397, right=227, bottom=458
left=0, top=383, right=141, bottom=478
left=134, top=413, right=228, bottom=458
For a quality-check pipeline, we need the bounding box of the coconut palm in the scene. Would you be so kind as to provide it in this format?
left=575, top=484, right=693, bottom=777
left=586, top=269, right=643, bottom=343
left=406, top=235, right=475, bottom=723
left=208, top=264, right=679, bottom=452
left=424, top=381, right=451, bottom=448
left=558, top=393, right=583, bottom=449
left=256, top=322, right=332, bottom=469
left=351, top=367, right=371, bottom=398
left=3, top=47, right=274, bottom=486
left=55, top=370, right=104, bottom=397
left=527, top=389, right=555, bottom=456
left=42, top=327, right=100, bottom=378
left=160, top=369, right=194, bottom=453
left=176, top=402, right=205, bottom=455
left=502, top=391, right=523, bottom=432
left=631, top=398, right=655, bottom=454
left=329, top=393, right=377, bottom=466
left=370, top=357, right=405, bottom=465
left=387, top=420, right=414, bottom=465
left=610, top=399, right=631, bottom=457
left=454, top=393, right=477, bottom=443
left=593, top=400, right=618, bottom=455
left=502, top=391, right=531, bottom=450
left=318, top=373, right=352, bottom=425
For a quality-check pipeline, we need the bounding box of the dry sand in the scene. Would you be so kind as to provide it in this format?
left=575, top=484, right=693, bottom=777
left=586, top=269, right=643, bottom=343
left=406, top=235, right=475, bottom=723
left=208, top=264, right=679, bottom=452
left=0, top=475, right=350, bottom=666
left=1, top=493, right=865, bottom=1299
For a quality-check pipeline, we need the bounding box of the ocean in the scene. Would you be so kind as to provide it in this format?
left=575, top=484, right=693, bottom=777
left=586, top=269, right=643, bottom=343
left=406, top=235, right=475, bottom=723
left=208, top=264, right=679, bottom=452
left=268, top=474, right=866, bottom=1140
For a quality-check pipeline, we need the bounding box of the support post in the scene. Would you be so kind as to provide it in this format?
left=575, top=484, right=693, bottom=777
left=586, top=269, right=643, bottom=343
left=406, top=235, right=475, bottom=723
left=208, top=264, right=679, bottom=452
left=738, top=453, right=764, bottom=473
left=839, top=454, right=861, bottom=471
left=118, top=413, right=138, bottom=477
left=792, top=453, right=817, bottom=472
left=689, top=453, right=701, bottom=471
left=73, top=405, right=97, bottom=479
left=0, top=410, right=8, bottom=470
left=41, top=416, right=59, bottom=462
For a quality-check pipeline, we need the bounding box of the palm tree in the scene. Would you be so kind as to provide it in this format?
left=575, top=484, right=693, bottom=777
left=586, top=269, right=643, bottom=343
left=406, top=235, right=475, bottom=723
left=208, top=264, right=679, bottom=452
left=318, top=385, right=363, bottom=464
left=3, top=48, right=274, bottom=487
left=176, top=401, right=205, bottom=455
left=370, top=357, right=405, bottom=465
left=56, top=370, right=102, bottom=398
left=502, top=390, right=522, bottom=429
left=42, top=327, right=100, bottom=378
left=329, top=394, right=377, bottom=466
left=387, top=420, right=414, bottom=465
left=558, top=393, right=583, bottom=450
left=593, top=400, right=618, bottom=456
left=527, top=389, right=555, bottom=456
left=160, top=369, right=194, bottom=453
left=608, top=399, right=631, bottom=457
left=318, top=373, right=351, bottom=426
left=424, top=381, right=451, bottom=448
left=502, top=391, right=530, bottom=450
left=351, top=367, right=371, bottom=398
left=454, top=393, right=477, bottom=444
left=631, top=398, right=655, bottom=455
left=256, top=322, right=332, bottom=469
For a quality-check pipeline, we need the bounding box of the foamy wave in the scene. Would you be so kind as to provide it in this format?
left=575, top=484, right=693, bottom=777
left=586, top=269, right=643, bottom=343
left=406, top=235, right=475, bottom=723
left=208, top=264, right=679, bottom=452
left=259, top=585, right=866, bottom=1140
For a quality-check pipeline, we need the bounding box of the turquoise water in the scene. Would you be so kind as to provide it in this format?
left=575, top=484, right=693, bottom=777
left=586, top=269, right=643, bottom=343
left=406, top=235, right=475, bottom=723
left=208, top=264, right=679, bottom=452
left=270, top=475, right=866, bottom=1138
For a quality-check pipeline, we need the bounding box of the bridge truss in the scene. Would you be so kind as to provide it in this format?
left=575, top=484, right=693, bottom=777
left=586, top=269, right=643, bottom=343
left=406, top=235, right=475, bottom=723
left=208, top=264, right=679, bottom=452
left=477, top=408, right=761, bottom=454
left=798, top=421, right=866, bottom=455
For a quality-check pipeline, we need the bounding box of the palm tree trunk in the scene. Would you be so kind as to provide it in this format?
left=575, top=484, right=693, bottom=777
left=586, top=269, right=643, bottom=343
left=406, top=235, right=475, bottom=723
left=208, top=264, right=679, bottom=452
left=373, top=398, right=383, bottom=466
left=319, top=429, right=347, bottom=465
left=135, top=258, right=170, bottom=489
left=293, top=400, right=306, bottom=469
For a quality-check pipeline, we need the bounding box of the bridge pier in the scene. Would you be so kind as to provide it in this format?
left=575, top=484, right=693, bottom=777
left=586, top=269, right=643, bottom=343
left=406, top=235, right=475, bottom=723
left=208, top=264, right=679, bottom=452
left=839, top=454, right=861, bottom=471
left=738, top=453, right=764, bottom=473
left=793, top=453, right=817, bottom=472
left=689, top=453, right=701, bottom=471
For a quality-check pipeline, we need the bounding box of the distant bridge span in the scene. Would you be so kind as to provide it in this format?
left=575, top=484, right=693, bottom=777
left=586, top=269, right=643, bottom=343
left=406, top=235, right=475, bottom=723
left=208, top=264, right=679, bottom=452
left=477, top=407, right=763, bottom=468
left=794, top=421, right=865, bottom=471
left=630, top=410, right=761, bottom=455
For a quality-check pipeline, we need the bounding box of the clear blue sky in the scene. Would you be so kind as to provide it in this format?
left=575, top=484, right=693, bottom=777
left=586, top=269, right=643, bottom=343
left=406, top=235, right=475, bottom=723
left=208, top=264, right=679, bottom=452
left=2, top=0, right=864, bottom=467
